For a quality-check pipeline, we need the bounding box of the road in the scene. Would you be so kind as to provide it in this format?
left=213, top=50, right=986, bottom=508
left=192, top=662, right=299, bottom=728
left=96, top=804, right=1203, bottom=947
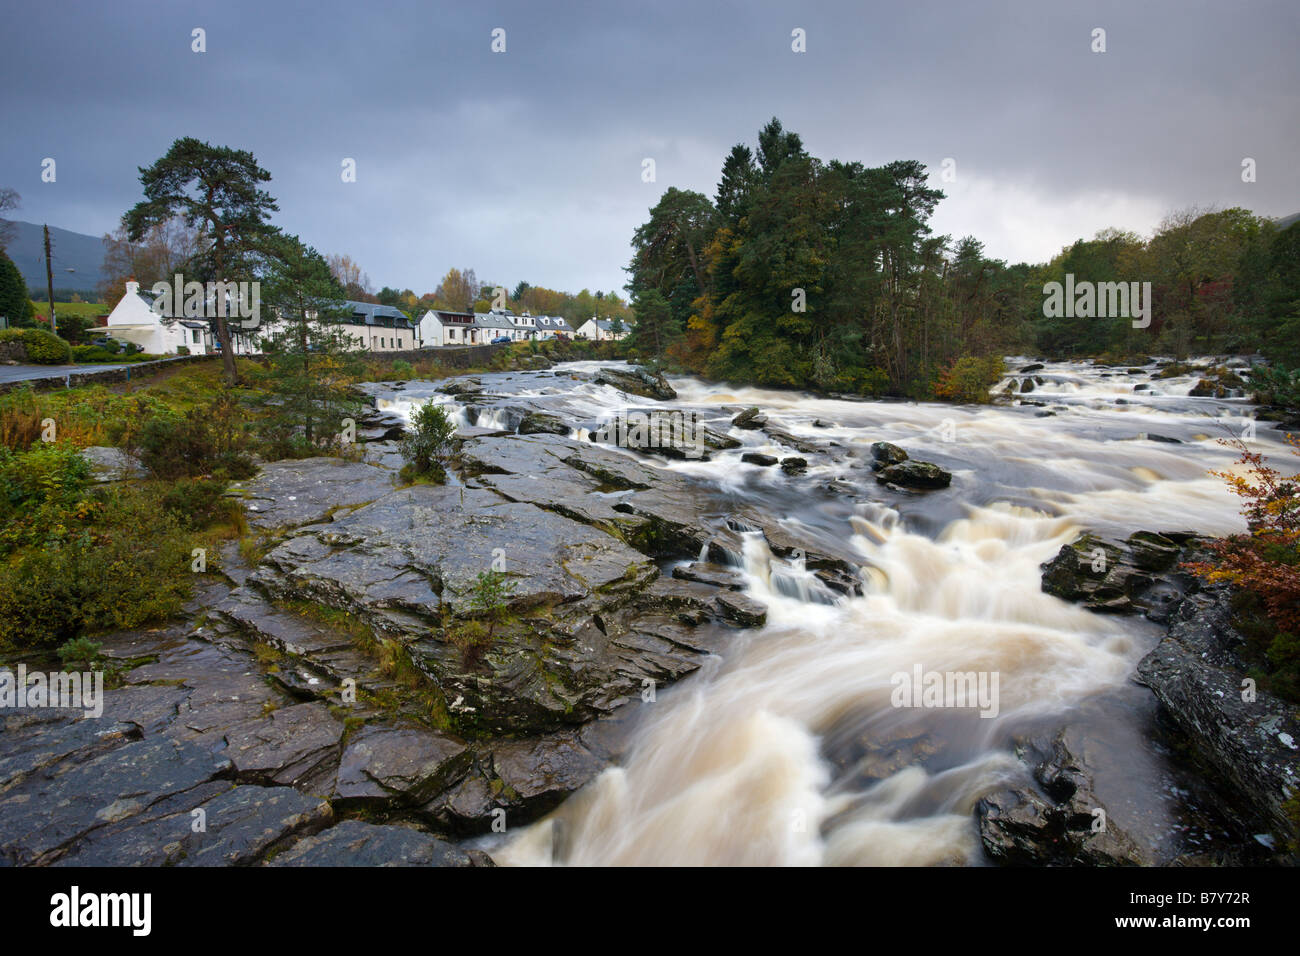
left=0, top=363, right=129, bottom=384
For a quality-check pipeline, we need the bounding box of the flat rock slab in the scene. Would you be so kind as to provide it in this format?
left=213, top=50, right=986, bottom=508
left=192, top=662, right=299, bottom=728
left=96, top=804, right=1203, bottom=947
left=257, top=484, right=655, bottom=619
left=267, top=819, right=476, bottom=867
left=222, top=701, right=344, bottom=789
left=334, top=725, right=471, bottom=808
left=53, top=784, right=332, bottom=867
left=1137, top=591, right=1300, bottom=842
left=81, top=445, right=147, bottom=482
left=0, top=737, right=232, bottom=866
left=231, top=458, right=398, bottom=530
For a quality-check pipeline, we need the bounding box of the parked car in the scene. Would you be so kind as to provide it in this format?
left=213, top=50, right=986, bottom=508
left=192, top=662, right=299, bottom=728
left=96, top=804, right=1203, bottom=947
left=490, top=335, right=512, bottom=344
left=89, top=336, right=131, bottom=354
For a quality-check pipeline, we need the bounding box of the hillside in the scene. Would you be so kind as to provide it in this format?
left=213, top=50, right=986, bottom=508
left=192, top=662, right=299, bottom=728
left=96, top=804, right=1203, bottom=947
left=3, top=220, right=106, bottom=295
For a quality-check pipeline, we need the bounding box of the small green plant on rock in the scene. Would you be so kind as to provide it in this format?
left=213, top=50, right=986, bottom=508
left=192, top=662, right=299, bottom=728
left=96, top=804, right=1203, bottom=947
left=399, top=401, right=456, bottom=484
left=449, top=569, right=515, bottom=669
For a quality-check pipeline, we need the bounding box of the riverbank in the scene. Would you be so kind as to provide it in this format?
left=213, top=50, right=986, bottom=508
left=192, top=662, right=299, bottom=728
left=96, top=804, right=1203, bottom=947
left=1, top=354, right=1296, bottom=865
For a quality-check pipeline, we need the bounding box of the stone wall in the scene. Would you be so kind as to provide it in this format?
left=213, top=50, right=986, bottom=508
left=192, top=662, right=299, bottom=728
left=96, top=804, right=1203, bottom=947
left=0, top=353, right=219, bottom=394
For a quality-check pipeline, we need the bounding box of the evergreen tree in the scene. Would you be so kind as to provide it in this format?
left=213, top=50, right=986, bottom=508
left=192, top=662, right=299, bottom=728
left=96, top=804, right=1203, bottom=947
left=257, top=234, right=363, bottom=455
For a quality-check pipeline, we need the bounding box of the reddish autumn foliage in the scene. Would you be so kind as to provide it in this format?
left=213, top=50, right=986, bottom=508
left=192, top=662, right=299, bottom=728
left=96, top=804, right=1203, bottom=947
left=1185, top=435, right=1300, bottom=633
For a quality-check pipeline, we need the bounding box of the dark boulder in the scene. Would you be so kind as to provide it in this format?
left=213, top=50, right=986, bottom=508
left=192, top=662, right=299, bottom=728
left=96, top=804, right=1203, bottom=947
left=593, top=366, right=677, bottom=401
left=518, top=411, right=571, bottom=435
left=875, top=460, right=952, bottom=490
left=869, top=441, right=908, bottom=470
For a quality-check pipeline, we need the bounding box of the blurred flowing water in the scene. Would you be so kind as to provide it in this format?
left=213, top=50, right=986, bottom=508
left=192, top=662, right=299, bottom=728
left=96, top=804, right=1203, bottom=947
left=377, top=357, right=1283, bottom=865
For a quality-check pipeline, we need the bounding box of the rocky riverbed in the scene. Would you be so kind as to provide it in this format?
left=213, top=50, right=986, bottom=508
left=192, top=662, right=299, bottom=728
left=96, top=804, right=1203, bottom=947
left=2, top=356, right=1296, bottom=866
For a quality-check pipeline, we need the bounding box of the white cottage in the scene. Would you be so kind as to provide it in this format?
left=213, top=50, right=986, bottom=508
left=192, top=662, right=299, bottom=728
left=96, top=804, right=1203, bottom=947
left=416, top=309, right=479, bottom=346
left=103, top=281, right=209, bottom=355
left=576, top=318, right=630, bottom=342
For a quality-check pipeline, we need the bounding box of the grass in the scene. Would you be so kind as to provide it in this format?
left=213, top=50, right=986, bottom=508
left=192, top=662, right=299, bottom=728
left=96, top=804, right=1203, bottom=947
left=28, top=301, right=108, bottom=320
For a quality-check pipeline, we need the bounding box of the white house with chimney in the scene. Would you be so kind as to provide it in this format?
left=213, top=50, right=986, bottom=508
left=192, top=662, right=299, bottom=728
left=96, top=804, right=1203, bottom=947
left=576, top=318, right=630, bottom=342
left=103, top=281, right=209, bottom=355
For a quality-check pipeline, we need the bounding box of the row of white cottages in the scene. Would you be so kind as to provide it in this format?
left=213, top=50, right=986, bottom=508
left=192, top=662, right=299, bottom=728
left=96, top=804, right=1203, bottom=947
left=102, top=281, right=631, bottom=355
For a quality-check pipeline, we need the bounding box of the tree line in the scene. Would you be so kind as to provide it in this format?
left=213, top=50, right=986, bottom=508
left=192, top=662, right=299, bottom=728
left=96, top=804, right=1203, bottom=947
left=625, top=118, right=1300, bottom=397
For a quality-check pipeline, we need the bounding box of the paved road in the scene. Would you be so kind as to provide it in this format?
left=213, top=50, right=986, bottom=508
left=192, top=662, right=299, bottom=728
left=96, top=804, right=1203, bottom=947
left=0, top=363, right=128, bottom=384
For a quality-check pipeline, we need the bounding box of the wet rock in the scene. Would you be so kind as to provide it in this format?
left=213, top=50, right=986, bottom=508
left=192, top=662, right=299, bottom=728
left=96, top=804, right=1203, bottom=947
left=1040, top=531, right=1191, bottom=618
left=333, top=725, right=471, bottom=809
left=713, top=590, right=768, bottom=627
left=1144, top=433, right=1181, bottom=443
left=0, top=737, right=232, bottom=866
left=869, top=441, right=908, bottom=470
left=267, top=819, right=479, bottom=866
left=222, top=701, right=344, bottom=790
left=1189, top=379, right=1227, bottom=398
left=55, top=784, right=333, bottom=867
left=230, top=458, right=397, bottom=531
left=732, top=407, right=767, bottom=429
left=355, top=409, right=408, bottom=442
left=780, top=457, right=808, bottom=474
left=1019, top=363, right=1045, bottom=373
left=1019, top=378, right=1036, bottom=393
left=488, top=731, right=606, bottom=820
left=437, top=378, right=483, bottom=396
left=593, top=366, right=677, bottom=401
left=741, top=452, right=778, bottom=467
left=875, top=460, right=952, bottom=490
left=671, top=562, right=744, bottom=590
left=251, top=483, right=694, bottom=734
left=517, top=411, right=570, bottom=435
left=1136, top=588, right=1300, bottom=845
left=760, top=425, right=820, bottom=455
left=812, top=419, right=833, bottom=428
left=977, top=729, right=1146, bottom=866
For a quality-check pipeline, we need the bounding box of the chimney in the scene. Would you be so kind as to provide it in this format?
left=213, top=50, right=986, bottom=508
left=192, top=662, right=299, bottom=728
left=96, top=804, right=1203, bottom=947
left=125, top=279, right=139, bottom=296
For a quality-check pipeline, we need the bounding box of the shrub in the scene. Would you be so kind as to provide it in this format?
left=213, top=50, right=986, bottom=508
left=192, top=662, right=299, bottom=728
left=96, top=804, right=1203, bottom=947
left=0, top=442, right=91, bottom=550
left=160, top=476, right=236, bottom=529
left=1185, top=437, right=1300, bottom=701
left=133, top=409, right=217, bottom=479
left=18, top=328, right=73, bottom=364
left=400, top=401, right=455, bottom=482
left=0, top=387, right=44, bottom=450
left=71, top=344, right=121, bottom=364
left=390, top=359, right=415, bottom=378
left=1250, top=365, right=1300, bottom=409
left=57, top=637, right=103, bottom=670
left=0, top=486, right=193, bottom=650
left=933, top=355, right=1006, bottom=404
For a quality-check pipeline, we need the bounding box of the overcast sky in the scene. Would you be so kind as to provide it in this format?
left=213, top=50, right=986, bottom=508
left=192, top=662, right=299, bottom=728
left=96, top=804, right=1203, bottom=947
left=2, top=0, right=1296, bottom=296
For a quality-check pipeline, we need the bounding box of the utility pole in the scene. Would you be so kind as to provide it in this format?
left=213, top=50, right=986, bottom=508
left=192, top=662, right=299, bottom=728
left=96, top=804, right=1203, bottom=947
left=43, top=225, right=56, bottom=337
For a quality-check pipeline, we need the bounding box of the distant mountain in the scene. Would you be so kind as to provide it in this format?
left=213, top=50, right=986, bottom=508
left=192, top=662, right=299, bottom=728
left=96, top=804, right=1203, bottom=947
left=1275, top=211, right=1300, bottom=231
left=2, top=220, right=107, bottom=295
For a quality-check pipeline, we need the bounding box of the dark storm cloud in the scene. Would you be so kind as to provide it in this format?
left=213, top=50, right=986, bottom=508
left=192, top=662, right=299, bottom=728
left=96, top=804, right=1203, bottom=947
left=2, top=0, right=1296, bottom=294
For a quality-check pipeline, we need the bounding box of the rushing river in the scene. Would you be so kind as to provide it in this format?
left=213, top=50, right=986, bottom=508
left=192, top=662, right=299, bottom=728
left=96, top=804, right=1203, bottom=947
left=377, top=357, right=1284, bottom=865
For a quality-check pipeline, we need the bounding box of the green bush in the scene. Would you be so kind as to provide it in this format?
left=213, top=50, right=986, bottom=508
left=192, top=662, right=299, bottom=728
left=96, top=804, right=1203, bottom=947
left=71, top=344, right=120, bottom=364
left=160, top=476, right=235, bottom=529
left=0, top=443, right=91, bottom=553
left=390, top=359, right=415, bottom=378
left=133, top=409, right=217, bottom=479
left=18, top=328, right=73, bottom=364
left=1250, top=365, right=1300, bottom=409
left=399, top=401, right=455, bottom=482
left=933, top=356, right=1006, bottom=404
left=0, top=486, right=193, bottom=650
